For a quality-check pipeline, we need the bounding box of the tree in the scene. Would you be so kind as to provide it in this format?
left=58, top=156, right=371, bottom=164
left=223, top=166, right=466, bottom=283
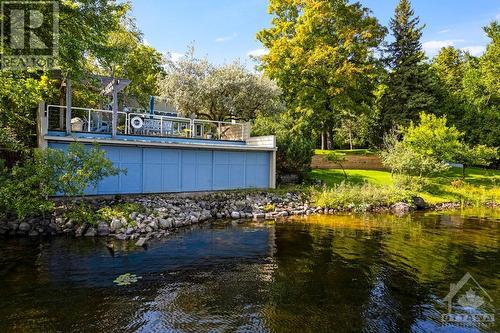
left=380, top=0, right=436, bottom=130
left=158, top=50, right=281, bottom=121
left=459, top=22, right=500, bottom=147
left=252, top=112, right=314, bottom=181
left=257, top=0, right=386, bottom=149
left=0, top=0, right=132, bottom=153
left=402, top=113, right=462, bottom=162
left=454, top=145, right=498, bottom=178
left=382, top=113, right=498, bottom=181
left=325, top=152, right=348, bottom=180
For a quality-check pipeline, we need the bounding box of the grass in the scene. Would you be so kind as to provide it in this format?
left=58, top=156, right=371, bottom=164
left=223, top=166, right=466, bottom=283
left=308, top=167, right=500, bottom=206
left=314, top=148, right=376, bottom=156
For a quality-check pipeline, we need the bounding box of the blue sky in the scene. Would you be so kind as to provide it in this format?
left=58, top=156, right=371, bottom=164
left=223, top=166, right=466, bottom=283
left=130, top=0, right=500, bottom=65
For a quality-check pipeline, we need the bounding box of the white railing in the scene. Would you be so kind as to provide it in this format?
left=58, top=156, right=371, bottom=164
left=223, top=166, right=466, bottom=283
left=46, top=105, right=246, bottom=141
left=47, top=105, right=127, bottom=134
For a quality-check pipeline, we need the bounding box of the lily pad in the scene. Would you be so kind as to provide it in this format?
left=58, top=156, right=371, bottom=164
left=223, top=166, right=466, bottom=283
left=113, top=273, right=142, bottom=286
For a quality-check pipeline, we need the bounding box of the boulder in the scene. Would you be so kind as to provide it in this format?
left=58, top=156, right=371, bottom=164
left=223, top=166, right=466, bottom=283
left=115, top=233, right=128, bottom=241
left=28, top=230, right=39, bottom=237
left=391, top=202, right=411, bottom=217
left=97, top=222, right=110, bottom=236
left=135, top=237, right=148, bottom=248
left=412, top=196, right=426, bottom=210
left=18, top=222, right=31, bottom=232
left=110, top=218, right=122, bottom=232
left=231, top=211, right=240, bottom=219
left=75, top=223, right=88, bottom=237
left=84, top=227, right=97, bottom=237
left=253, top=213, right=265, bottom=219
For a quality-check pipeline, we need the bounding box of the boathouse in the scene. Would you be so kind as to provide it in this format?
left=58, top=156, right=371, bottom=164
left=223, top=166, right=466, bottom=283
left=37, top=77, right=276, bottom=195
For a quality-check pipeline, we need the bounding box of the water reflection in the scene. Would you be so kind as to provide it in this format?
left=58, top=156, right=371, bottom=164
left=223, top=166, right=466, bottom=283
left=0, top=209, right=498, bottom=332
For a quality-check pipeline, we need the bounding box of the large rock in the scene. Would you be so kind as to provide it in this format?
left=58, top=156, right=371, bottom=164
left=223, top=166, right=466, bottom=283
left=391, top=202, right=411, bottom=216
left=412, top=196, right=426, bottom=210
left=230, top=211, right=240, bottom=219
left=28, top=230, right=39, bottom=237
left=75, top=223, right=88, bottom=237
left=159, top=218, right=170, bottom=229
left=97, top=222, right=110, bottom=236
left=18, top=222, right=31, bottom=232
left=135, top=237, right=148, bottom=247
left=110, top=218, right=122, bottom=232
left=84, top=227, right=97, bottom=237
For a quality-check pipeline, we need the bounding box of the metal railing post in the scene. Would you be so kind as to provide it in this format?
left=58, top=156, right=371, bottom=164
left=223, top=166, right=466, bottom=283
left=88, top=109, right=91, bottom=132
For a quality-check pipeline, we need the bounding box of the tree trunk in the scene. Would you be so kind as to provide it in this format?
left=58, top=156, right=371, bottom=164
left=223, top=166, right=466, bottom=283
left=326, top=128, right=332, bottom=150
left=321, top=131, right=325, bottom=150
left=348, top=128, right=353, bottom=150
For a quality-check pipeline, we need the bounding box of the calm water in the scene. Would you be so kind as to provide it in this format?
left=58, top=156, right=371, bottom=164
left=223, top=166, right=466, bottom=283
left=0, top=209, right=499, bottom=333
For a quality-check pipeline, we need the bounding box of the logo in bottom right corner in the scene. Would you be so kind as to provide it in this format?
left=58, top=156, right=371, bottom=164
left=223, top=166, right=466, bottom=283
left=442, top=272, right=495, bottom=326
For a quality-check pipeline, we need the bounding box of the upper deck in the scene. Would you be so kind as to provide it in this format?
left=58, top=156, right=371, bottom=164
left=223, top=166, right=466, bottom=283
left=41, top=105, right=276, bottom=151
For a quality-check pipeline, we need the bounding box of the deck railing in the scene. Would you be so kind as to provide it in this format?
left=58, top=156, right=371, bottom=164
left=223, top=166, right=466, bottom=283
left=46, top=105, right=247, bottom=141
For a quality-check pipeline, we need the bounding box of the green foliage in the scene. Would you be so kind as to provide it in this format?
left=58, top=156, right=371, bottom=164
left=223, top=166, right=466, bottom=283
left=159, top=49, right=281, bottom=121
left=64, top=203, right=99, bottom=226
left=97, top=202, right=144, bottom=226
left=380, top=0, right=436, bottom=129
left=381, top=113, right=497, bottom=188
left=311, top=183, right=411, bottom=209
left=431, top=23, right=500, bottom=148
left=257, top=0, right=386, bottom=148
left=402, top=113, right=462, bottom=161
left=263, top=203, right=276, bottom=213
left=308, top=167, right=499, bottom=206
left=0, top=151, right=55, bottom=219
left=381, top=140, right=449, bottom=179
left=0, top=143, right=122, bottom=219
left=113, top=273, right=142, bottom=286
left=253, top=113, right=314, bottom=180
left=45, top=143, right=123, bottom=198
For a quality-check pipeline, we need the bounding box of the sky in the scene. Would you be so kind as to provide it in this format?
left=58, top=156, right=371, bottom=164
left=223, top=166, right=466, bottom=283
left=129, top=0, right=500, bottom=65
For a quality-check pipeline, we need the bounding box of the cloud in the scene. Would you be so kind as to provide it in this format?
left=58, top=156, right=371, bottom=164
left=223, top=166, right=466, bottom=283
left=215, top=33, right=237, bottom=43
left=496, top=13, right=500, bottom=20
left=438, top=29, right=451, bottom=34
left=423, top=39, right=465, bottom=54
left=460, top=45, right=486, bottom=56
left=247, top=48, right=268, bottom=58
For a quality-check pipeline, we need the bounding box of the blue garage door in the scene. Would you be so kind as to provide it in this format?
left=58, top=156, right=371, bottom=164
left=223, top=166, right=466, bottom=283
left=49, top=143, right=270, bottom=195
left=48, top=143, right=270, bottom=194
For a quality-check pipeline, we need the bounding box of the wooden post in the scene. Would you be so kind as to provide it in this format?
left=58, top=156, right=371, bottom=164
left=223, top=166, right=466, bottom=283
left=65, top=76, right=72, bottom=135
left=37, top=101, right=48, bottom=149
left=112, top=78, right=118, bottom=139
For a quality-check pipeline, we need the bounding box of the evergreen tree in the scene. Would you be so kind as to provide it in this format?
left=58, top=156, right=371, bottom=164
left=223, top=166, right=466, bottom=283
left=380, top=0, right=435, bottom=130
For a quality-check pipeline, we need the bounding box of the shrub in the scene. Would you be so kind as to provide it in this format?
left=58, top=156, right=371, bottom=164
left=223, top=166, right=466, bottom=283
left=46, top=143, right=123, bottom=198
left=0, top=152, right=55, bottom=219
left=381, top=140, right=450, bottom=178
left=252, top=113, right=314, bottom=182
left=97, top=202, right=145, bottom=225
left=64, top=203, right=99, bottom=226
left=0, top=143, right=123, bottom=219
left=311, top=182, right=411, bottom=209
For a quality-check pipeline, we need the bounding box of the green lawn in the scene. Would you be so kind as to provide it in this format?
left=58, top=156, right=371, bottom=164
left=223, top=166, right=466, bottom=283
left=309, top=167, right=500, bottom=205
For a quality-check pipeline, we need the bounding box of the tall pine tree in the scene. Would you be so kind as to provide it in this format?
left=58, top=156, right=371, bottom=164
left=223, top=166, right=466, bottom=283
left=380, top=0, right=435, bottom=130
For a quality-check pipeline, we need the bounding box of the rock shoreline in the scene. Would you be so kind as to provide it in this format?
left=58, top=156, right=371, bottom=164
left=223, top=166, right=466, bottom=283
left=0, top=191, right=497, bottom=243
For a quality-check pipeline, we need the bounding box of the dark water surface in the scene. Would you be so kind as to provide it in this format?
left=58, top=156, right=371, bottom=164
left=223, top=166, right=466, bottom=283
left=0, top=209, right=499, bottom=333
